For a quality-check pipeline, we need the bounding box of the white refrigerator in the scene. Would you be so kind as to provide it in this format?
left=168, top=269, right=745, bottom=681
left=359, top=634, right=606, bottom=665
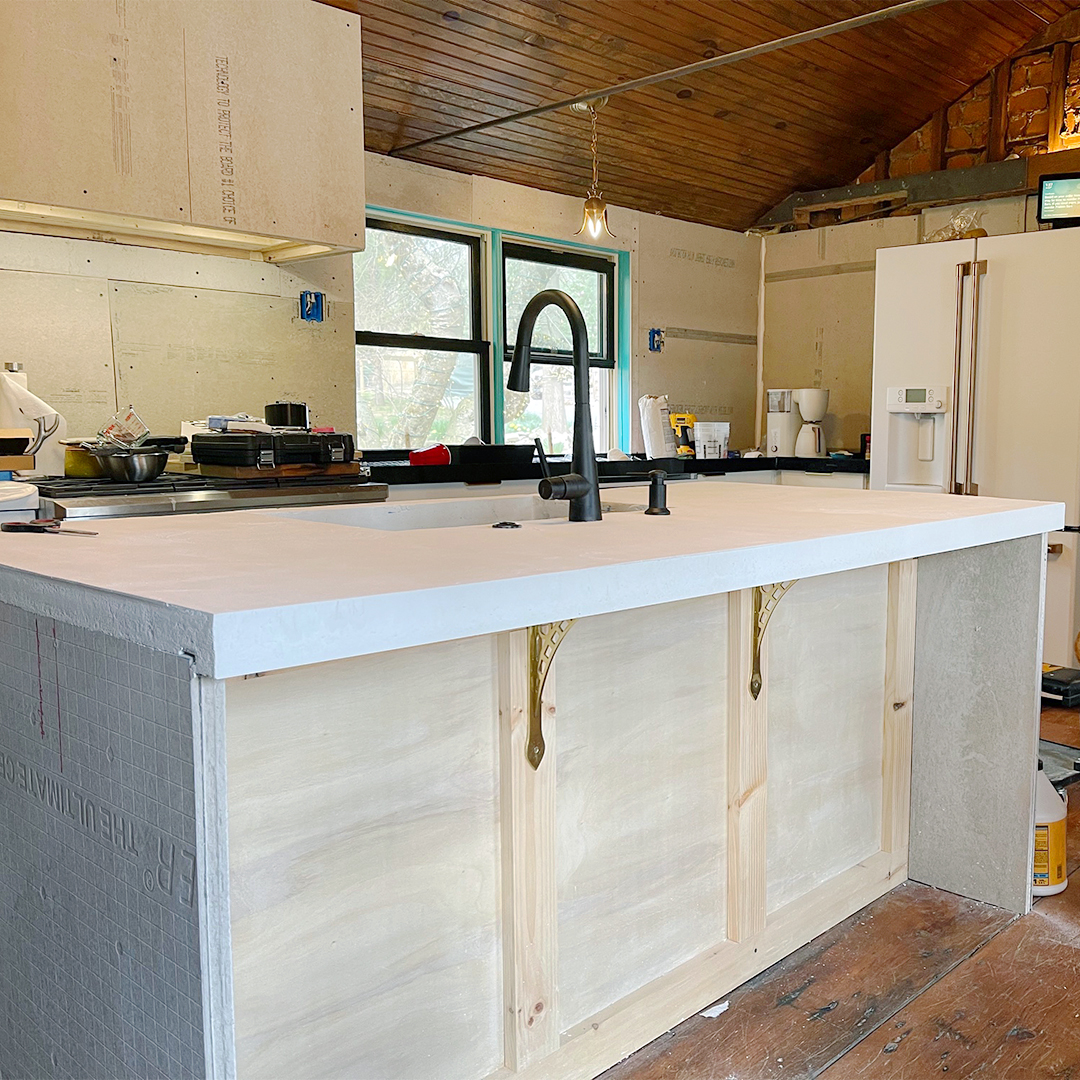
left=871, top=228, right=1079, bottom=666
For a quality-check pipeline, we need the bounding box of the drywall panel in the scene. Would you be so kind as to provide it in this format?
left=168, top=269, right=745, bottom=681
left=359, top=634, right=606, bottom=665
left=0, top=0, right=190, bottom=222
left=921, top=196, right=1027, bottom=238
left=634, top=214, right=760, bottom=451
left=762, top=219, right=920, bottom=451
left=634, top=337, right=757, bottom=450
left=184, top=1, right=364, bottom=248
left=910, top=537, right=1043, bottom=914
left=0, top=269, right=117, bottom=436
left=224, top=637, right=501, bottom=1080
left=765, top=565, right=888, bottom=913
left=764, top=218, right=919, bottom=275
left=111, top=282, right=355, bottom=434
left=762, top=270, right=876, bottom=451
left=554, top=597, right=727, bottom=1031
left=365, top=154, right=475, bottom=224
left=637, top=215, right=759, bottom=331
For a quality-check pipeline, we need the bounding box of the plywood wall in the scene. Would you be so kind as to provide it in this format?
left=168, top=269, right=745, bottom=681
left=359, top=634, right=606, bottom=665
left=0, top=232, right=355, bottom=438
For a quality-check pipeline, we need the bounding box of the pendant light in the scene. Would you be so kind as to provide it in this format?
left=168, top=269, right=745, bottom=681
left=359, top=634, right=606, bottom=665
left=571, top=98, right=615, bottom=239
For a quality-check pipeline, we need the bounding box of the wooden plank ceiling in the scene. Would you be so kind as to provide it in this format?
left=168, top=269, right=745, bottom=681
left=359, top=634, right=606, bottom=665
left=341, top=0, right=1080, bottom=230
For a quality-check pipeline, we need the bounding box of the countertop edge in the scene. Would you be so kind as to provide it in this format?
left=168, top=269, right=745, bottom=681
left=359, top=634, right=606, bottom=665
left=0, top=566, right=217, bottom=676
left=208, top=502, right=1061, bottom=679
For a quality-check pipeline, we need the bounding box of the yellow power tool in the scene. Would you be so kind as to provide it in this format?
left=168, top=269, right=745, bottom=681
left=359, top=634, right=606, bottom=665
left=669, top=412, right=697, bottom=457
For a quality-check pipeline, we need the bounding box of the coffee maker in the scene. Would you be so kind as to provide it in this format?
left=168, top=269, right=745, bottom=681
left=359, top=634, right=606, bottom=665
left=765, top=389, right=801, bottom=457
left=792, top=388, right=829, bottom=458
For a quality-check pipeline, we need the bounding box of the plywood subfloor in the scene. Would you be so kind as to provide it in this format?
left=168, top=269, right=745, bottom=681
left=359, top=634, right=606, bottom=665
left=603, top=706, right=1080, bottom=1080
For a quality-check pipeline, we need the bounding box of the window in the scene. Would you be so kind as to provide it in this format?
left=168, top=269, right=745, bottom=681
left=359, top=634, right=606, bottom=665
left=502, top=242, right=616, bottom=455
left=354, top=219, right=489, bottom=448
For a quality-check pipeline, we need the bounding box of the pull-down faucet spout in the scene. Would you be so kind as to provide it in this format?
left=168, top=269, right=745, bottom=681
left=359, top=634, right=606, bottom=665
left=507, top=289, right=602, bottom=522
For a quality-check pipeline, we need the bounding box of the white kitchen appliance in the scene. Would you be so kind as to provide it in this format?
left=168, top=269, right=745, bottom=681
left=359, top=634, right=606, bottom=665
left=766, top=389, right=801, bottom=457
left=792, top=388, right=828, bottom=458
left=0, top=481, right=39, bottom=522
left=871, top=228, right=1080, bottom=664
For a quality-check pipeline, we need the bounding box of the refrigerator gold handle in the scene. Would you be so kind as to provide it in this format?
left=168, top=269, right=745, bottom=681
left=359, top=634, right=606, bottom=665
left=950, top=261, right=971, bottom=495
left=963, top=260, right=987, bottom=496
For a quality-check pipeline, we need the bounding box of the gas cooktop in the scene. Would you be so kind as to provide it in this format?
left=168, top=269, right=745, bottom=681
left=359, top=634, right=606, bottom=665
left=36, top=472, right=389, bottom=519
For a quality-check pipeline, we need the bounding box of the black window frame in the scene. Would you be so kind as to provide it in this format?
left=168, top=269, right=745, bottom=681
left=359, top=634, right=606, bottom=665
left=355, top=217, right=492, bottom=443
left=501, top=241, right=617, bottom=370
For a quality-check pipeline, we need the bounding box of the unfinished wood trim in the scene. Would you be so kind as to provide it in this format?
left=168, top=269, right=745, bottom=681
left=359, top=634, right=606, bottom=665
left=190, top=674, right=237, bottom=1080
left=1049, top=42, right=1071, bottom=153
left=928, top=107, right=946, bottom=173
left=882, top=560, right=918, bottom=877
left=988, top=60, right=1010, bottom=162
left=495, top=851, right=899, bottom=1080
left=499, top=630, right=559, bottom=1069
left=726, top=589, right=767, bottom=942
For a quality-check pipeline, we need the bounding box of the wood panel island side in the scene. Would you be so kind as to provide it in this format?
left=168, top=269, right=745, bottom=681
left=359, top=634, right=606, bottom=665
left=0, top=482, right=1062, bottom=1080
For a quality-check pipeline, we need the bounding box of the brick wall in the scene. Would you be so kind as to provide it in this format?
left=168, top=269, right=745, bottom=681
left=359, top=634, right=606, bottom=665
left=853, top=42, right=1078, bottom=184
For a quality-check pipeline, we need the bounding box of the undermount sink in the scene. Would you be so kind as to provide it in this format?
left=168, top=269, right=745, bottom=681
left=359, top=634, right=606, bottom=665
left=272, top=493, right=646, bottom=531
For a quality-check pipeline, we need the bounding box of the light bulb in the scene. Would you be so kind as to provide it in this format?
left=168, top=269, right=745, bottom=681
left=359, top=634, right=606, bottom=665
left=577, top=195, right=614, bottom=240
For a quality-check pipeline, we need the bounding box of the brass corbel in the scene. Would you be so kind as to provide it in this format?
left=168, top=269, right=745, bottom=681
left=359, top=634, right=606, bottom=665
left=750, top=581, right=797, bottom=699
left=527, top=620, right=575, bottom=769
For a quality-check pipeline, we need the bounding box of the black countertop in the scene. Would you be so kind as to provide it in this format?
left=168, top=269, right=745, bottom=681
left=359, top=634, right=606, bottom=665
left=360, top=452, right=870, bottom=488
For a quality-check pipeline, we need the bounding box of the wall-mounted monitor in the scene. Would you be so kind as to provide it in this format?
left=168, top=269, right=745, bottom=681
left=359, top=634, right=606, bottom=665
left=1037, top=173, right=1080, bottom=228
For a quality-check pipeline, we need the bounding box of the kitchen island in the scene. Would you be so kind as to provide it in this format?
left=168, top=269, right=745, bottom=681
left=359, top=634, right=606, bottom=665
left=0, top=482, right=1062, bottom=1080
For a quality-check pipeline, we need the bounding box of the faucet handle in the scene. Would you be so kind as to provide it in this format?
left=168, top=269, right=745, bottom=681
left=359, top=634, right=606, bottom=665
left=539, top=473, right=592, bottom=501
left=534, top=437, right=551, bottom=478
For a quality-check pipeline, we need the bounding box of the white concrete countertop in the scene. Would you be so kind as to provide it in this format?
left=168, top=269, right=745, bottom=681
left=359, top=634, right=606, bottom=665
left=0, top=483, right=1063, bottom=678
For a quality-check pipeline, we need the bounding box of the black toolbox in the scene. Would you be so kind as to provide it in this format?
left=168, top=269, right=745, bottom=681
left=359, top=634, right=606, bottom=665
left=1042, top=664, right=1080, bottom=708
left=191, top=432, right=354, bottom=468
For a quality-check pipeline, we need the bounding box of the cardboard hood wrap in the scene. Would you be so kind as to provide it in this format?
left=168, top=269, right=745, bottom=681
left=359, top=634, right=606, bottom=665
left=0, top=0, right=365, bottom=262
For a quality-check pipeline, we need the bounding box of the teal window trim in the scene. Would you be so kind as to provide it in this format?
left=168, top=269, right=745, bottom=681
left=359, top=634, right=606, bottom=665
left=490, top=232, right=506, bottom=443
left=616, top=249, right=631, bottom=452
left=363, top=206, right=630, bottom=449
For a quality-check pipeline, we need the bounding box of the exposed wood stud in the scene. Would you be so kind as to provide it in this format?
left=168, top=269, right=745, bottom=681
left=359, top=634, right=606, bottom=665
left=1049, top=41, right=1071, bottom=151
left=928, top=107, right=947, bottom=172
left=499, top=629, right=560, bottom=1068
left=988, top=60, right=1010, bottom=162
left=727, top=589, right=768, bottom=943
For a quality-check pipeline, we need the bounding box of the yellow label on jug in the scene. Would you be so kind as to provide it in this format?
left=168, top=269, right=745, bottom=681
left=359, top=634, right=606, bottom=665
left=1033, top=820, right=1067, bottom=887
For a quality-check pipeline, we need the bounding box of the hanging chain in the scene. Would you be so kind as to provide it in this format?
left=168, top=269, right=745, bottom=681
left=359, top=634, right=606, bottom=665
left=588, top=105, right=599, bottom=196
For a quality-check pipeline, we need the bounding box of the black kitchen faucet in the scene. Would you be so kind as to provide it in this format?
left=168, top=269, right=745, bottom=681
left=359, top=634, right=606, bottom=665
left=507, top=289, right=602, bottom=522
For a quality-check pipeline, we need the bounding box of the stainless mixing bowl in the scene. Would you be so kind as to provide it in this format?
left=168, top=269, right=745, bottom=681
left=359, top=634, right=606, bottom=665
left=91, top=448, right=170, bottom=483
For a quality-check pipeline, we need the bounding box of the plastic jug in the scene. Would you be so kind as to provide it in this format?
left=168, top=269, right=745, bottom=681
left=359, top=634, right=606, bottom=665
left=1033, top=759, right=1068, bottom=897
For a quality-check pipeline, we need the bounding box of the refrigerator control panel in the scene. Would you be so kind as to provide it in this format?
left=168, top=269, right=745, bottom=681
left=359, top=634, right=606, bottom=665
left=885, top=386, right=949, bottom=413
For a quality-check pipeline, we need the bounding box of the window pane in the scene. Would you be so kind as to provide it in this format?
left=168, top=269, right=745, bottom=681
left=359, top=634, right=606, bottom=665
left=356, top=345, right=479, bottom=448
left=503, top=362, right=610, bottom=455
left=355, top=228, right=473, bottom=339
left=504, top=256, right=605, bottom=357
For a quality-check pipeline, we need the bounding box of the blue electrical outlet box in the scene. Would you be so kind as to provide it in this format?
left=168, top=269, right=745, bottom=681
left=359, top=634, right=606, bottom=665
left=300, top=291, right=325, bottom=322
left=648, top=328, right=665, bottom=352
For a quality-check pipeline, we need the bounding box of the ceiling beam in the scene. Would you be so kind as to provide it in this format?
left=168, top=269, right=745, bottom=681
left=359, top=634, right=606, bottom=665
left=386, top=0, right=952, bottom=157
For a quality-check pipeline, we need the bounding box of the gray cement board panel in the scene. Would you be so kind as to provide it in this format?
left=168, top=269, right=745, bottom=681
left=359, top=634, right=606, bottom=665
left=0, top=603, right=204, bottom=1080
left=909, top=537, right=1043, bottom=914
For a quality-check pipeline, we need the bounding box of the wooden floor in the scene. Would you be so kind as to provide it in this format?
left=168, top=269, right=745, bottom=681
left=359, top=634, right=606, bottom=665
left=603, top=706, right=1080, bottom=1080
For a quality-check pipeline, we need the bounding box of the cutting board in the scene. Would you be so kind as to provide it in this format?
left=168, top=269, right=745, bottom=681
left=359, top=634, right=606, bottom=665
left=197, top=462, right=363, bottom=479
